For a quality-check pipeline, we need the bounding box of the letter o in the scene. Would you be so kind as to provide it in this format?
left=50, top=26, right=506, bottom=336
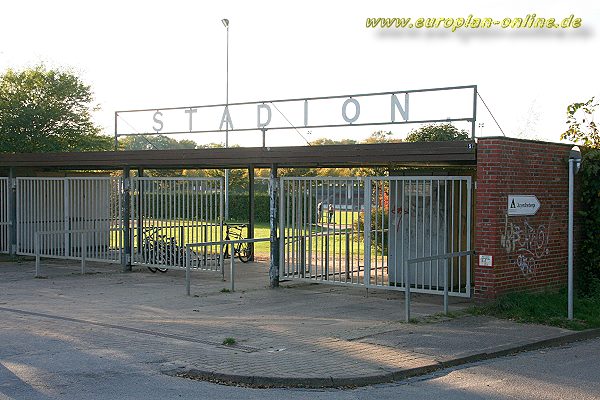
left=342, top=98, right=360, bottom=124
left=501, top=18, right=511, bottom=28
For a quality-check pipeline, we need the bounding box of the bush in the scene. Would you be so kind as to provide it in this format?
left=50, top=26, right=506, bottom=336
left=227, top=194, right=270, bottom=223
left=576, top=148, right=600, bottom=295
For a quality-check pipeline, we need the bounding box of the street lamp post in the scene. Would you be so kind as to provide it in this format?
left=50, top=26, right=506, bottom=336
left=222, top=18, right=230, bottom=221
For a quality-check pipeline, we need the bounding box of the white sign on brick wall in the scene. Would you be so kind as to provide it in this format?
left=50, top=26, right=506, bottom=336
left=507, top=195, right=540, bottom=216
left=479, top=255, right=493, bottom=267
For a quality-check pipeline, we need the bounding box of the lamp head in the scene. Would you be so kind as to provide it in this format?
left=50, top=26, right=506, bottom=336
left=570, top=146, right=582, bottom=174
left=221, top=19, right=229, bottom=28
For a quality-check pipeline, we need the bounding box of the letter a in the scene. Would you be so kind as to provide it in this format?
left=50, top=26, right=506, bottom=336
left=220, top=106, right=234, bottom=131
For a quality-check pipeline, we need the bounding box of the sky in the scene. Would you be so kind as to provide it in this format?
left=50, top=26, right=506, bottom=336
left=1, top=0, right=598, bottom=148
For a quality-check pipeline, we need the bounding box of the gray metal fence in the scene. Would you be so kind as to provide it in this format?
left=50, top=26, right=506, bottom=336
left=1, top=177, right=9, bottom=254
left=16, top=177, right=124, bottom=261
left=130, top=177, right=224, bottom=270
left=280, top=176, right=472, bottom=297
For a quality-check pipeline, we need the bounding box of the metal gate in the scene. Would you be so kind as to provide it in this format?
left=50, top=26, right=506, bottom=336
left=130, top=177, right=224, bottom=270
left=280, top=176, right=472, bottom=297
left=16, top=177, right=124, bottom=262
left=1, top=178, right=9, bottom=254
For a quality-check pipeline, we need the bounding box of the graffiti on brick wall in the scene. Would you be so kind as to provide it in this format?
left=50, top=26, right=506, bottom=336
left=500, top=214, right=552, bottom=277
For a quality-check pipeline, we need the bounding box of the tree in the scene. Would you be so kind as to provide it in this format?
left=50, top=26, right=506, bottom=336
left=560, top=97, right=598, bottom=147
left=119, top=134, right=199, bottom=151
left=0, top=65, right=112, bottom=153
left=561, top=98, right=600, bottom=295
left=405, top=123, right=469, bottom=142
left=362, top=130, right=401, bottom=144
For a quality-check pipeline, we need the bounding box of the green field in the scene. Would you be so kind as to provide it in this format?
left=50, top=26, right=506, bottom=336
left=122, top=217, right=366, bottom=257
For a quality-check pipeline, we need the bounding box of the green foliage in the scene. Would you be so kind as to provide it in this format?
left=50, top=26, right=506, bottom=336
left=362, top=130, right=401, bottom=144
left=561, top=99, right=600, bottom=295
left=405, top=123, right=469, bottom=142
left=228, top=194, right=270, bottom=223
left=575, top=148, right=600, bottom=294
left=222, top=337, right=236, bottom=346
left=560, top=98, right=599, bottom=147
left=119, top=134, right=199, bottom=151
left=469, top=289, right=600, bottom=330
left=0, top=65, right=111, bottom=153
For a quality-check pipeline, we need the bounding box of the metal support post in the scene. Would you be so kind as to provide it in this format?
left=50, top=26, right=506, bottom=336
left=345, top=233, right=350, bottom=279
left=300, top=236, right=306, bottom=278
left=444, top=259, right=449, bottom=315
left=568, top=158, right=574, bottom=320
left=122, top=168, right=132, bottom=272
left=81, top=232, right=87, bottom=275
left=471, top=85, right=478, bottom=139
left=269, top=164, right=279, bottom=288
left=230, top=243, right=235, bottom=292
left=114, top=111, right=119, bottom=151
left=363, top=178, right=372, bottom=287
left=137, top=168, right=144, bottom=254
left=34, top=233, right=41, bottom=277
left=405, top=260, right=411, bottom=322
left=186, top=246, right=191, bottom=296
left=225, top=169, right=229, bottom=221
left=248, top=165, right=255, bottom=261
left=8, top=167, right=16, bottom=256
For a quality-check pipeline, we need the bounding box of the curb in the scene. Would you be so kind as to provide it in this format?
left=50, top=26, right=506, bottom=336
left=165, top=328, right=600, bottom=389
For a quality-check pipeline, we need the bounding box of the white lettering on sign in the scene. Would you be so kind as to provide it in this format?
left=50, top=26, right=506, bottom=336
left=152, top=110, right=163, bottom=133
left=342, top=98, right=361, bottom=124
left=507, top=195, right=541, bottom=216
left=184, top=108, right=197, bottom=132
left=119, top=86, right=477, bottom=137
left=219, top=106, right=234, bottom=130
left=391, top=93, right=409, bottom=122
left=257, top=104, right=272, bottom=128
left=479, top=255, right=493, bottom=267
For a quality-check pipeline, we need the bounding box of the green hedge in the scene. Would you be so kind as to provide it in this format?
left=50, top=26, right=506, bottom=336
left=227, top=194, right=270, bottom=223
left=577, top=149, right=600, bottom=296
left=134, top=193, right=271, bottom=223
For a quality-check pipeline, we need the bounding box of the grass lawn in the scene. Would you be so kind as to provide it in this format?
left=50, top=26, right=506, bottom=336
left=124, top=215, right=370, bottom=257
left=469, top=289, right=600, bottom=331
left=245, top=222, right=362, bottom=256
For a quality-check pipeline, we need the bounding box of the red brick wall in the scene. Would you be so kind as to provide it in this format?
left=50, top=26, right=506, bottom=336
left=474, top=137, right=575, bottom=300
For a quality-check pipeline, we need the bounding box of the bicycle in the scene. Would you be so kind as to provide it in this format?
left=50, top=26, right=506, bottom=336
left=141, top=227, right=190, bottom=273
left=223, top=223, right=252, bottom=263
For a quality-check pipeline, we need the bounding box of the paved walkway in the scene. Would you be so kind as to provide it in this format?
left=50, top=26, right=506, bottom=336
left=0, top=257, right=597, bottom=388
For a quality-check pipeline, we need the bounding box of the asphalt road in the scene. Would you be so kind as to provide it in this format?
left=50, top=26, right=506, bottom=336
left=2, top=337, right=599, bottom=400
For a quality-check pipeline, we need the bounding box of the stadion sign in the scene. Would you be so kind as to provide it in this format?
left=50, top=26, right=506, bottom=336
left=114, top=85, right=477, bottom=139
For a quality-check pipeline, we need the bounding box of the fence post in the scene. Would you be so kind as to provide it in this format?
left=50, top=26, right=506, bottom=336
left=345, top=232, right=350, bottom=279
left=269, top=164, right=279, bottom=288
left=405, top=259, right=411, bottom=322
left=363, top=178, right=372, bottom=287
left=300, top=236, right=306, bottom=278
left=34, top=232, right=40, bottom=278
left=248, top=165, right=255, bottom=262
left=122, top=168, right=131, bottom=272
left=8, top=168, right=17, bottom=256
left=81, top=232, right=87, bottom=275
left=444, top=256, right=449, bottom=315
left=230, top=242, right=235, bottom=292
left=325, top=238, right=329, bottom=279
left=185, top=245, right=191, bottom=296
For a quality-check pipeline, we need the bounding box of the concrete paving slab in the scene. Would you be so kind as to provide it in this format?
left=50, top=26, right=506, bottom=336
left=1, top=257, right=597, bottom=389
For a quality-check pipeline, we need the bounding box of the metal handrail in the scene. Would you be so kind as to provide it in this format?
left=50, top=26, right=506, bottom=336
left=34, top=227, right=125, bottom=277
left=404, top=250, right=473, bottom=322
left=184, top=237, right=271, bottom=295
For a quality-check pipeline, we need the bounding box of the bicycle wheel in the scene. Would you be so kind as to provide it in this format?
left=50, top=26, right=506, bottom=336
left=238, top=242, right=252, bottom=263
